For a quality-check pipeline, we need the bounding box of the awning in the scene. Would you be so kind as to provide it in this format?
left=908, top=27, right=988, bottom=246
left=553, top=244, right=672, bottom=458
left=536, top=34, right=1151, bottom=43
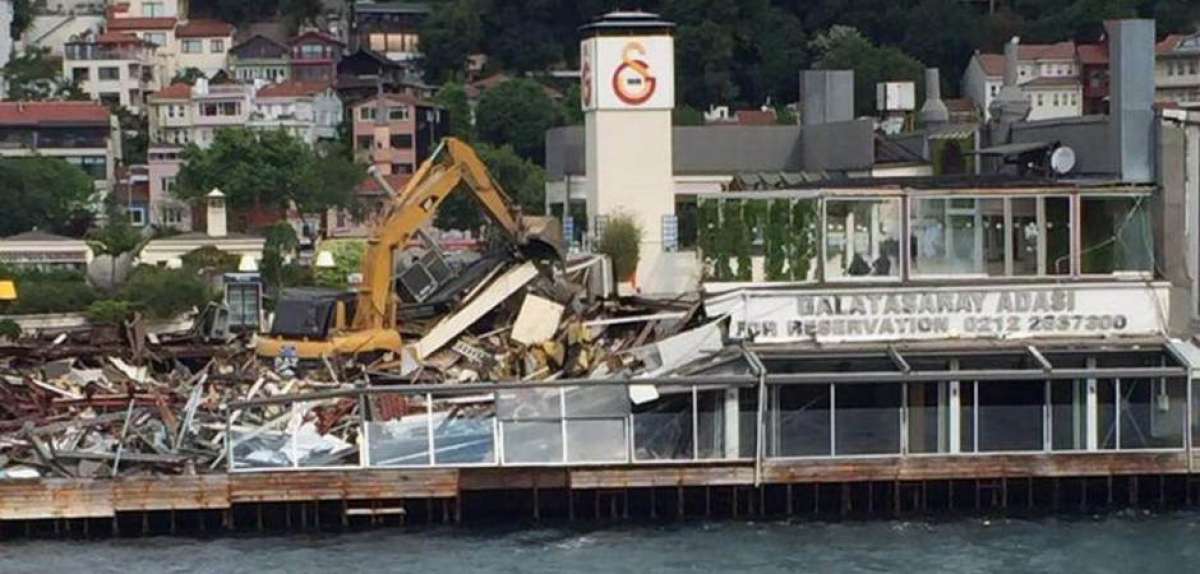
left=969, top=141, right=1054, bottom=156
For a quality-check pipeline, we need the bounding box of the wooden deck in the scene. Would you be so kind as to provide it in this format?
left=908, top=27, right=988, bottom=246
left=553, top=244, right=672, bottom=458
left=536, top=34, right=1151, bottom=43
left=0, top=453, right=1195, bottom=522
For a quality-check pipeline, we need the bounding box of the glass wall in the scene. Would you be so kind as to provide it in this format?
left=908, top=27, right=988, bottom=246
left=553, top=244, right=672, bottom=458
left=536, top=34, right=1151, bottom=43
left=769, top=384, right=831, bottom=456
left=824, top=198, right=902, bottom=279
left=1081, top=196, right=1153, bottom=274
left=834, top=383, right=901, bottom=455
left=976, top=381, right=1045, bottom=452
left=910, top=198, right=1005, bottom=277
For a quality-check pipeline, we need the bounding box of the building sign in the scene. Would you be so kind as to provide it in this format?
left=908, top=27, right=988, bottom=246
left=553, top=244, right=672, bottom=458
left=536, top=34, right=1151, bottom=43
left=706, top=283, right=1171, bottom=344
left=580, top=35, right=674, bottom=111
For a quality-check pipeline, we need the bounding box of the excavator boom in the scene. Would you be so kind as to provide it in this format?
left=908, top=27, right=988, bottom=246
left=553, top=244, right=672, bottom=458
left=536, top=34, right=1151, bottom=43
left=256, top=137, right=564, bottom=360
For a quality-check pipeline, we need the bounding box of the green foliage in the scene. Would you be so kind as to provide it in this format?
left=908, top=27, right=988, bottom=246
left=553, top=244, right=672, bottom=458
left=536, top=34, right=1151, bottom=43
left=697, top=198, right=722, bottom=279
left=811, top=26, right=926, bottom=117
left=170, top=68, right=207, bottom=86
left=4, top=279, right=97, bottom=315
left=433, top=82, right=474, bottom=141
left=188, top=0, right=280, bottom=25
left=0, top=157, right=95, bottom=237
left=85, top=300, right=133, bottom=326
left=435, top=143, right=546, bottom=231
left=596, top=213, right=642, bottom=282
left=314, top=240, right=365, bottom=287
left=1, top=47, right=88, bottom=101
left=280, top=0, right=324, bottom=35
left=420, top=0, right=483, bottom=84
left=261, top=223, right=299, bottom=296
left=118, top=266, right=210, bottom=319
left=475, top=78, right=563, bottom=164
left=764, top=200, right=790, bottom=281
left=775, top=106, right=798, bottom=126
left=10, top=0, right=33, bottom=38
left=176, top=128, right=364, bottom=214
left=181, top=246, right=240, bottom=273
left=562, top=83, right=584, bottom=126
left=115, top=106, right=148, bottom=165
left=672, top=106, right=705, bottom=126
left=788, top=200, right=818, bottom=281
left=88, top=202, right=144, bottom=258
left=0, top=319, right=20, bottom=340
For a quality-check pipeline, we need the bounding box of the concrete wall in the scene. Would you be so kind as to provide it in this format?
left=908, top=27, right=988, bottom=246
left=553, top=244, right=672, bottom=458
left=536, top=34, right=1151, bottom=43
left=1010, top=116, right=1115, bottom=177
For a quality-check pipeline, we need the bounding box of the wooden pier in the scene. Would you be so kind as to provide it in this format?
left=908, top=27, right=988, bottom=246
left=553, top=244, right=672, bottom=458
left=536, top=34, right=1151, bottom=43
left=3, top=453, right=1200, bottom=536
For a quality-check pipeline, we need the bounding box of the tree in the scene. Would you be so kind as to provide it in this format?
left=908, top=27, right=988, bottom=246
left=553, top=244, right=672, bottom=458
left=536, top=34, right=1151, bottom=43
left=171, top=67, right=208, bottom=86
left=562, top=83, right=584, bottom=125
left=11, top=0, right=33, bottom=39
left=0, top=157, right=95, bottom=236
left=596, top=212, right=642, bottom=283
left=810, top=26, right=926, bottom=118
left=475, top=78, right=562, bottom=164
left=674, top=20, right=738, bottom=108
left=280, top=0, right=324, bottom=35
left=2, top=47, right=88, bottom=101
left=432, top=81, right=474, bottom=141
left=176, top=128, right=364, bottom=216
left=261, top=222, right=299, bottom=299
left=420, top=0, right=483, bottom=84
left=115, top=106, right=148, bottom=165
left=435, top=143, right=546, bottom=231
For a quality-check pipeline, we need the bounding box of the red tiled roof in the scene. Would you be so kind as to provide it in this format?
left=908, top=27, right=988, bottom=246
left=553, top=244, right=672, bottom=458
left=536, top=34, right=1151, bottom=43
left=1157, top=34, right=1186, bottom=55
left=290, top=30, right=345, bottom=46
left=1019, top=41, right=1076, bottom=60
left=107, top=17, right=177, bottom=31
left=176, top=19, right=235, bottom=38
left=257, top=81, right=332, bottom=98
left=0, top=102, right=111, bottom=126
left=357, top=173, right=411, bottom=195
left=1076, top=43, right=1108, bottom=65
left=149, top=83, right=192, bottom=100
left=96, top=32, right=145, bottom=45
left=735, top=109, right=777, bottom=126
left=977, top=53, right=1006, bottom=77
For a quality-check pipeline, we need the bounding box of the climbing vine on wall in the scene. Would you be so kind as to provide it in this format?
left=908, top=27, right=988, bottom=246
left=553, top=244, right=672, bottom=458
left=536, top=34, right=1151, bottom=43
left=698, top=198, right=721, bottom=280
left=789, top=199, right=817, bottom=281
left=765, top=199, right=790, bottom=281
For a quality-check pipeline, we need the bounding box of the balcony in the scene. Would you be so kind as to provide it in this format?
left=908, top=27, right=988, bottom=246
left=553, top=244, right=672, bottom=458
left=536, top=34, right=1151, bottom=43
left=64, top=44, right=150, bottom=62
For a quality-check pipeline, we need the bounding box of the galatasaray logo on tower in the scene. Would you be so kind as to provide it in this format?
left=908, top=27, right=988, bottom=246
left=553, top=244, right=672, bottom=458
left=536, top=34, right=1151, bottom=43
left=611, top=41, right=656, bottom=105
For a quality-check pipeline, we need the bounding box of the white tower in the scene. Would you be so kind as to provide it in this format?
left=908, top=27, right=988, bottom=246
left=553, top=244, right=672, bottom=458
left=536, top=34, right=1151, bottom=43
left=580, top=12, right=677, bottom=293
left=0, top=0, right=12, bottom=100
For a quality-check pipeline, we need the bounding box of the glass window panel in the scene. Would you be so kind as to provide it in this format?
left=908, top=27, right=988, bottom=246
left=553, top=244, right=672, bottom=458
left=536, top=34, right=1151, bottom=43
left=1011, top=198, right=1040, bottom=275
left=633, top=386, right=694, bottom=460
left=738, top=387, right=759, bottom=458
left=1051, top=380, right=1087, bottom=451
left=911, top=198, right=1005, bottom=276
left=960, top=382, right=976, bottom=452
left=566, top=419, right=626, bottom=463
left=230, top=404, right=292, bottom=469
left=1098, top=379, right=1117, bottom=449
left=431, top=398, right=495, bottom=464
left=564, top=385, right=629, bottom=418
left=497, top=387, right=560, bottom=420
left=824, top=198, right=901, bottom=279
left=1119, top=379, right=1185, bottom=449
left=502, top=421, right=563, bottom=463
left=366, top=395, right=430, bottom=466
left=977, top=381, right=1044, bottom=452
left=834, top=383, right=901, bottom=455
left=770, top=384, right=830, bottom=457
left=907, top=382, right=950, bottom=453
left=1081, top=196, right=1152, bottom=274
left=1045, top=197, right=1072, bottom=275
left=696, top=389, right=726, bottom=459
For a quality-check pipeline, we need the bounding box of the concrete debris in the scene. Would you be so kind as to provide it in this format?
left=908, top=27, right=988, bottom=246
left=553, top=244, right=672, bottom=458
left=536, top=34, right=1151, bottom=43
left=0, top=249, right=720, bottom=479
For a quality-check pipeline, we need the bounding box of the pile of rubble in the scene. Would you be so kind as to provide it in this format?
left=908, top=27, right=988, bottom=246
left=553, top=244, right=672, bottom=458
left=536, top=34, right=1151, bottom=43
left=0, top=254, right=727, bottom=479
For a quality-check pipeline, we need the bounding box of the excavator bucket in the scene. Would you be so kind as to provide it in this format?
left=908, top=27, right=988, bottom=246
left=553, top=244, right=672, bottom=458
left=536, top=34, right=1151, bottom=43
left=519, top=216, right=567, bottom=263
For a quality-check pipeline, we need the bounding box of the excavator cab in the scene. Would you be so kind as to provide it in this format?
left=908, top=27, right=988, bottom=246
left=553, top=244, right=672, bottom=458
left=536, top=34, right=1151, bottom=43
left=256, top=137, right=564, bottom=360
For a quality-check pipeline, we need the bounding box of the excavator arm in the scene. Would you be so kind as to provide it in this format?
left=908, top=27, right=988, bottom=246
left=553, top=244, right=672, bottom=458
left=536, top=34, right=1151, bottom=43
left=352, top=137, right=564, bottom=332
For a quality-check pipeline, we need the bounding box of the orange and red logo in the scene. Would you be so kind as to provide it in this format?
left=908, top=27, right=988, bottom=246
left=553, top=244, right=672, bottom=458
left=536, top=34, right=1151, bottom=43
left=611, top=41, right=656, bottom=105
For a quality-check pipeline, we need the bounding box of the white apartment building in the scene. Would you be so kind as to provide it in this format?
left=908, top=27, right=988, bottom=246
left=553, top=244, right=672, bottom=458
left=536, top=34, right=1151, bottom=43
left=147, top=144, right=190, bottom=230
left=1156, top=32, right=1200, bottom=108
left=175, top=19, right=233, bottom=79
left=146, top=78, right=252, bottom=148
left=249, top=81, right=343, bottom=144
left=63, top=32, right=161, bottom=111
left=962, top=41, right=1083, bottom=121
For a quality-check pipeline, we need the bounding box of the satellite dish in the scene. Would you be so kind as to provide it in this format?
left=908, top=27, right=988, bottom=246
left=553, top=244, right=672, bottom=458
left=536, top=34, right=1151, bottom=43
left=1050, top=146, right=1076, bottom=175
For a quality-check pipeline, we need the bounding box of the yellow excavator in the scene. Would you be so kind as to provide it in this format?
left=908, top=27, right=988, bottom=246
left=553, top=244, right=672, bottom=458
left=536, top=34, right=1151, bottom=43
left=255, top=137, right=564, bottom=360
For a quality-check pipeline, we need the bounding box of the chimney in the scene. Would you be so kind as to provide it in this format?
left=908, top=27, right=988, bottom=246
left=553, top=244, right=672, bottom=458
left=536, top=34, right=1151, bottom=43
left=919, top=68, right=949, bottom=126
left=988, top=36, right=1031, bottom=126
left=205, top=188, right=227, bottom=238
left=1106, top=19, right=1155, bottom=183
left=801, top=69, right=854, bottom=125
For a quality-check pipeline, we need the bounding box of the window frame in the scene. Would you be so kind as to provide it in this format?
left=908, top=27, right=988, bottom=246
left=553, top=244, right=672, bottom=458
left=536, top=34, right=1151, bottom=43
left=821, top=195, right=904, bottom=284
